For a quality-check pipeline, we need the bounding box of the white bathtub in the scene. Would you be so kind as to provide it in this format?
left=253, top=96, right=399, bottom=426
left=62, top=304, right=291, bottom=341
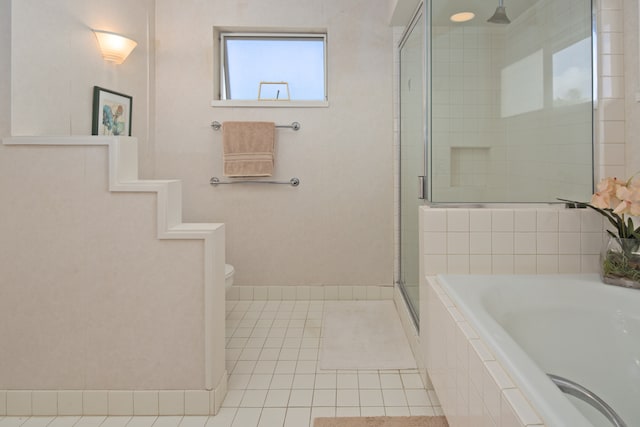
left=436, top=274, right=639, bottom=426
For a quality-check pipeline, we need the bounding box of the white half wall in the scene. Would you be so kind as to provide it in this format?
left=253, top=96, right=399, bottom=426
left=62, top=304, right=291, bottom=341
left=0, top=137, right=226, bottom=394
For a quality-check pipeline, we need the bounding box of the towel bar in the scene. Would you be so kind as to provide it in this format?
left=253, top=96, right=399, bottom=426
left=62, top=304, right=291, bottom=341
left=210, top=121, right=300, bottom=131
left=210, top=177, right=300, bottom=187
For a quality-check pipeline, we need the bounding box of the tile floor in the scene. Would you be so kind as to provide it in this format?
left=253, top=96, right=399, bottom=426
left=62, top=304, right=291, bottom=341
left=0, top=299, right=442, bottom=427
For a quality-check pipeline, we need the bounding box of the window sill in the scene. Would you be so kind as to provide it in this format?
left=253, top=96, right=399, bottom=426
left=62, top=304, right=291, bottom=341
left=210, top=100, right=329, bottom=108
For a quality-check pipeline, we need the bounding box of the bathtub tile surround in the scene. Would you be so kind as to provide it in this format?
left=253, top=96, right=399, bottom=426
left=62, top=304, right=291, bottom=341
left=424, top=278, right=544, bottom=427
left=421, top=206, right=605, bottom=276
left=424, top=274, right=640, bottom=426
left=419, top=205, right=611, bottom=425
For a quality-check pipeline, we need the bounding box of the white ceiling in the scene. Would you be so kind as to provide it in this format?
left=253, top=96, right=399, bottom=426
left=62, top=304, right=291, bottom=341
left=390, top=0, right=538, bottom=28
left=389, top=0, right=421, bottom=26
left=431, top=0, right=533, bottom=26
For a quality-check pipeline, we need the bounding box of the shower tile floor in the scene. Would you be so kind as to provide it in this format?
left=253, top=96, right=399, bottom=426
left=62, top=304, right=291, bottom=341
left=0, top=299, right=442, bottom=427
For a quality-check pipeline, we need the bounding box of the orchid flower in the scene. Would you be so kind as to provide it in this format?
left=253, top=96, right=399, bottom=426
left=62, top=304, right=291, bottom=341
left=590, top=191, right=611, bottom=209
left=559, top=173, right=640, bottom=240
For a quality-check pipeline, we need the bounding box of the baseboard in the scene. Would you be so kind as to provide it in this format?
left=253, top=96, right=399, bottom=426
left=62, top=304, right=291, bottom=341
left=225, top=284, right=395, bottom=301
left=0, top=372, right=228, bottom=417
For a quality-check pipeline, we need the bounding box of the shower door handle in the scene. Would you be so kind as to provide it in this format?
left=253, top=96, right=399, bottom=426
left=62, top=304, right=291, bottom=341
left=418, top=176, right=426, bottom=200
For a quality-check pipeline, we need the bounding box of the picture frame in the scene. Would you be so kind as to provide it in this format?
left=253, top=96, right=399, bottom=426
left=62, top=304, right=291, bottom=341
left=92, top=86, right=132, bottom=136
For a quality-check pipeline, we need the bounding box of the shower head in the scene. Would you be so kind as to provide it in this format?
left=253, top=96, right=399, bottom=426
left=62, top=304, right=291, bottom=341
left=487, top=0, right=511, bottom=24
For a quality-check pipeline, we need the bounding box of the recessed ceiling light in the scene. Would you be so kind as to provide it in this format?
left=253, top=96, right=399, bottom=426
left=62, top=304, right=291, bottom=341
left=450, top=12, right=475, bottom=23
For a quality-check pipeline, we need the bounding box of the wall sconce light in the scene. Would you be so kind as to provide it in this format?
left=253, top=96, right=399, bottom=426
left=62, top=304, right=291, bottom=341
left=93, top=30, right=137, bottom=64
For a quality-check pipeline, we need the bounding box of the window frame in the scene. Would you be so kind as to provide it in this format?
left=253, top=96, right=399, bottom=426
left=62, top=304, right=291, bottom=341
left=218, top=31, right=328, bottom=104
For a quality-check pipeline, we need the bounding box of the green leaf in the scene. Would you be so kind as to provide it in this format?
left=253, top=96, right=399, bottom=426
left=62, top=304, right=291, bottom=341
left=627, top=217, right=636, bottom=239
left=557, top=198, right=623, bottom=234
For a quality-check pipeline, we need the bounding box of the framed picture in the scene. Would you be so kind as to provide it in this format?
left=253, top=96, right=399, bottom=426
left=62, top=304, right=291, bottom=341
left=92, top=86, right=132, bottom=136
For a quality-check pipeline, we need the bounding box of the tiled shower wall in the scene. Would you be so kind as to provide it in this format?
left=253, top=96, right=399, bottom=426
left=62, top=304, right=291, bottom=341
left=394, top=0, right=627, bottom=281
left=414, top=0, right=625, bottom=276
left=420, top=206, right=605, bottom=276
left=598, top=0, right=627, bottom=179
left=431, top=0, right=595, bottom=202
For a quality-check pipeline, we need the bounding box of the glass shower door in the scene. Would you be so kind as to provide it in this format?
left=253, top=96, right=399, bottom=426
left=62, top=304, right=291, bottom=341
left=428, top=0, right=593, bottom=202
left=399, top=6, right=425, bottom=326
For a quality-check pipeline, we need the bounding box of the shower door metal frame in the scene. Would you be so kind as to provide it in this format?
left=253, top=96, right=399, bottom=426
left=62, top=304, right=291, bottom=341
left=398, top=1, right=428, bottom=328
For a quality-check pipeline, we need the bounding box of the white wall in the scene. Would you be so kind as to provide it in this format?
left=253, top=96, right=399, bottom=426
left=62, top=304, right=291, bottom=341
left=8, top=0, right=156, bottom=177
left=154, top=0, right=395, bottom=286
left=4, top=0, right=396, bottom=290
left=0, top=0, right=10, bottom=138
left=0, top=142, right=210, bottom=391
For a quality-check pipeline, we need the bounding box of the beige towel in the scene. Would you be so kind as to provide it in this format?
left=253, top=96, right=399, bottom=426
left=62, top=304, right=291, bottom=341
left=222, top=121, right=275, bottom=177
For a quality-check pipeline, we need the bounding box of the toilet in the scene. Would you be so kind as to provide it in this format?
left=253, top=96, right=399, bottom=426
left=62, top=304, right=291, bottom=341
left=225, top=263, right=235, bottom=288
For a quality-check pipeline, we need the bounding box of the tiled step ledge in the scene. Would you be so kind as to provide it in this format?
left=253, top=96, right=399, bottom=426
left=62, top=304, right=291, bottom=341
left=226, top=285, right=394, bottom=301
left=0, top=374, right=227, bottom=417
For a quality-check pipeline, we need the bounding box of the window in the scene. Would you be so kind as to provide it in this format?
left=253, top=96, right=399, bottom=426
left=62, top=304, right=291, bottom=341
left=552, top=38, right=592, bottom=107
left=220, top=33, right=327, bottom=101
left=500, top=50, right=544, bottom=118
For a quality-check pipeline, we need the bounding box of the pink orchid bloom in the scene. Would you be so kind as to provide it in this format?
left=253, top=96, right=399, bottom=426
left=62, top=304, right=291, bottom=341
left=616, top=185, right=634, bottom=202
left=592, top=177, right=624, bottom=209
left=590, top=191, right=610, bottom=209
left=613, top=184, right=640, bottom=216
left=596, top=178, right=611, bottom=192
left=597, top=177, right=621, bottom=195
left=627, top=180, right=640, bottom=199
left=571, top=173, right=640, bottom=240
left=613, top=199, right=629, bottom=215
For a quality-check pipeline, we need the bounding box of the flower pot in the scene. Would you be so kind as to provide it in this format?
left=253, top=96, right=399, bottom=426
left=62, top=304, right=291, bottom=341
left=601, top=237, right=640, bottom=289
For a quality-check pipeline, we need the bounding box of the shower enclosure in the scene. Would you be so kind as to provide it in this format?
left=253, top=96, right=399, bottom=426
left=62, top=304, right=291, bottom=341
left=399, top=7, right=426, bottom=326
left=398, top=0, right=594, bottom=325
